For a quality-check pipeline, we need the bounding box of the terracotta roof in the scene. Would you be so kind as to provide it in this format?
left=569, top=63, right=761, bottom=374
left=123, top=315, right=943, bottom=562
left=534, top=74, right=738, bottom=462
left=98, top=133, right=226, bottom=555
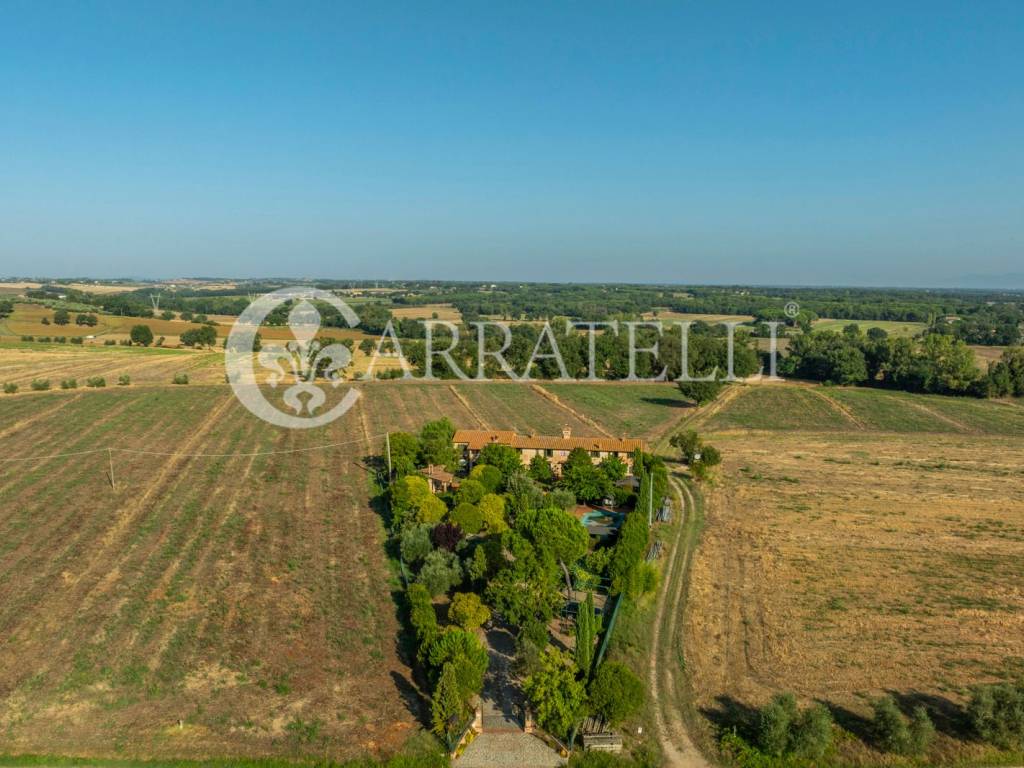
left=453, top=429, right=646, bottom=453
left=419, top=465, right=455, bottom=483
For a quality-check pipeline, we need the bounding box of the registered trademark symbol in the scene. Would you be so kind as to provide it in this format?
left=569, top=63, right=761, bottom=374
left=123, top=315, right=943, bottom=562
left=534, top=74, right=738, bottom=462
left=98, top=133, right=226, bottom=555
left=784, top=301, right=800, bottom=319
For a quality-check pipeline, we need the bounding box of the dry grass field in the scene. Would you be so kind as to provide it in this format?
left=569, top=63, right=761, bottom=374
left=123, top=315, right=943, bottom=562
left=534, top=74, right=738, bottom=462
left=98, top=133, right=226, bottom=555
left=389, top=304, right=462, bottom=322
left=0, top=379, right=659, bottom=761
left=684, top=383, right=1024, bottom=762
left=0, top=344, right=225, bottom=388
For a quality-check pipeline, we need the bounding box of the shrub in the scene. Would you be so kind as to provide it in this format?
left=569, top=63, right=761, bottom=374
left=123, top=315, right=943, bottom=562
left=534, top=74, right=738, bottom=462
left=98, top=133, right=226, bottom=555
left=908, top=705, right=935, bottom=755
left=20, top=335, right=34, bottom=342
left=547, top=488, right=576, bottom=512
left=449, top=592, right=490, bottom=631
left=70, top=336, right=83, bottom=345
left=791, top=704, right=833, bottom=759
left=450, top=502, right=483, bottom=535
left=3, top=383, right=17, bottom=394
left=872, top=696, right=910, bottom=753
left=758, top=693, right=797, bottom=756
left=478, top=493, right=508, bottom=533
left=756, top=692, right=833, bottom=759
left=469, top=463, right=503, bottom=493
left=86, top=376, right=106, bottom=388
left=407, top=582, right=439, bottom=652
left=118, top=374, right=131, bottom=386
left=172, top=372, right=189, bottom=385
left=455, top=479, right=485, bottom=506
left=968, top=683, right=1024, bottom=749
left=417, top=549, right=463, bottom=596
left=30, top=379, right=50, bottom=391
left=399, top=523, right=434, bottom=565
left=60, top=378, right=77, bottom=389
left=104, top=339, right=116, bottom=346
left=587, top=661, right=645, bottom=727
left=431, top=521, right=464, bottom=552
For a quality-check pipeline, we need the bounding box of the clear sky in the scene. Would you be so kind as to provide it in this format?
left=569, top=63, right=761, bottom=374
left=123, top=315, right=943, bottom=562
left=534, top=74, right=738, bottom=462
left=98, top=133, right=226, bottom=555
left=1, top=1, right=1022, bottom=287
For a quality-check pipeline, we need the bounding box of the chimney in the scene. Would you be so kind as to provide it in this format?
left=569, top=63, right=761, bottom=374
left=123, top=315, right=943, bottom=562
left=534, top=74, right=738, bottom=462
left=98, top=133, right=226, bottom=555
left=561, top=425, right=572, bottom=439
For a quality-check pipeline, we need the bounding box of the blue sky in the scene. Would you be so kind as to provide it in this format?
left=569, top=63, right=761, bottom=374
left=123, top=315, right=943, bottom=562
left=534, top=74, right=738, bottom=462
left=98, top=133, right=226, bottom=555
left=1, top=1, right=1022, bottom=286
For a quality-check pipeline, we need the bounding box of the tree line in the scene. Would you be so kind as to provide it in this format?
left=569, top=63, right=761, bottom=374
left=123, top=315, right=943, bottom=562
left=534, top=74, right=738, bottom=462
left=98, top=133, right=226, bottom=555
left=782, top=324, right=1024, bottom=397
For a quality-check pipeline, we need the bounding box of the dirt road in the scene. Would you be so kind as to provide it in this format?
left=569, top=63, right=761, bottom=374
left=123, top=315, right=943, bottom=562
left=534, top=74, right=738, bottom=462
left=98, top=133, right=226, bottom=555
left=647, top=475, right=710, bottom=768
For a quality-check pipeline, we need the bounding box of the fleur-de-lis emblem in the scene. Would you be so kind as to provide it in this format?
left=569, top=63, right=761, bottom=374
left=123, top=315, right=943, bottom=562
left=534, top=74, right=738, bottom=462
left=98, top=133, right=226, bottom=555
left=257, top=299, right=352, bottom=415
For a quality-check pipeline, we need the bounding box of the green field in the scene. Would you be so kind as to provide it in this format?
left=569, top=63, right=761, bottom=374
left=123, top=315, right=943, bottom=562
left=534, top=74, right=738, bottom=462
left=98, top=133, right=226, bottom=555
left=811, top=318, right=927, bottom=338
left=702, top=384, right=1024, bottom=435
left=539, top=382, right=693, bottom=438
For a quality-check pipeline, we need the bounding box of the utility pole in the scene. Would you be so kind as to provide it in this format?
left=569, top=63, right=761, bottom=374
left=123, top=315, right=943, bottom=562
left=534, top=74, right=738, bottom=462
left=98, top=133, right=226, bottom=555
left=107, top=447, right=115, bottom=490
left=385, top=432, right=392, bottom=479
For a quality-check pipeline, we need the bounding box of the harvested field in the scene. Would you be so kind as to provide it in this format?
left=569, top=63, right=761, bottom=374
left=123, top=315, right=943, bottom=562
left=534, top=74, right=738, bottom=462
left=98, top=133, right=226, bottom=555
left=686, top=383, right=1024, bottom=762
left=0, top=344, right=224, bottom=388
left=0, top=380, right=670, bottom=760
left=0, top=386, right=419, bottom=760
left=389, top=303, right=462, bottom=322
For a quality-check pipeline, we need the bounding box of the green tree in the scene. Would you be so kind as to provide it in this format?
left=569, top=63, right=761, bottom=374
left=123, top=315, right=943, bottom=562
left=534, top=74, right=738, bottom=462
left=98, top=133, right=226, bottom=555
left=449, top=592, right=491, bottom=631
left=587, top=662, right=644, bottom=727
left=417, top=550, right=463, bottom=596
left=478, top=493, right=508, bottom=533
left=399, top=524, right=434, bottom=565
left=407, top=582, right=439, bottom=653
left=53, top=309, right=70, bottom=326
left=456, top=479, right=486, bottom=506
left=574, top=592, right=597, bottom=677
left=524, top=647, right=585, bottom=738
left=485, top=531, right=562, bottom=626
left=478, top=443, right=522, bottom=478
left=180, top=325, right=216, bottom=347
left=791, top=704, right=833, bottom=760
left=516, top=506, right=589, bottom=565
left=560, top=462, right=612, bottom=503
left=467, top=544, right=490, bottom=583
left=677, top=379, right=724, bottom=405
left=432, top=662, right=468, bottom=742
left=390, top=474, right=444, bottom=527
left=758, top=693, right=798, bottom=756
left=427, top=628, right=488, bottom=697
left=871, top=695, right=911, bottom=754
left=420, top=418, right=459, bottom=469
left=528, top=453, right=555, bottom=484
left=450, top=502, right=484, bottom=535
left=129, top=324, right=154, bottom=346
left=967, top=683, right=1024, bottom=748
left=388, top=431, right=421, bottom=477
left=669, top=430, right=702, bottom=464
left=908, top=705, right=935, bottom=756
left=469, top=463, right=503, bottom=492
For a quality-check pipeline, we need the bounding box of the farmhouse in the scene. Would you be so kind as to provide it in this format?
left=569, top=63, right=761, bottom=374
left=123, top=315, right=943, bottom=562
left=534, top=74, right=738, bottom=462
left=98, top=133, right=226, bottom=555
left=453, top=426, right=647, bottom=473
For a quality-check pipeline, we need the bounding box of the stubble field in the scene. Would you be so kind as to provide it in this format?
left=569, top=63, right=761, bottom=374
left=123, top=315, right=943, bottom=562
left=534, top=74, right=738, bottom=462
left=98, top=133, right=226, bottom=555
left=684, top=384, right=1024, bottom=761
left=0, top=378, right=678, bottom=760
